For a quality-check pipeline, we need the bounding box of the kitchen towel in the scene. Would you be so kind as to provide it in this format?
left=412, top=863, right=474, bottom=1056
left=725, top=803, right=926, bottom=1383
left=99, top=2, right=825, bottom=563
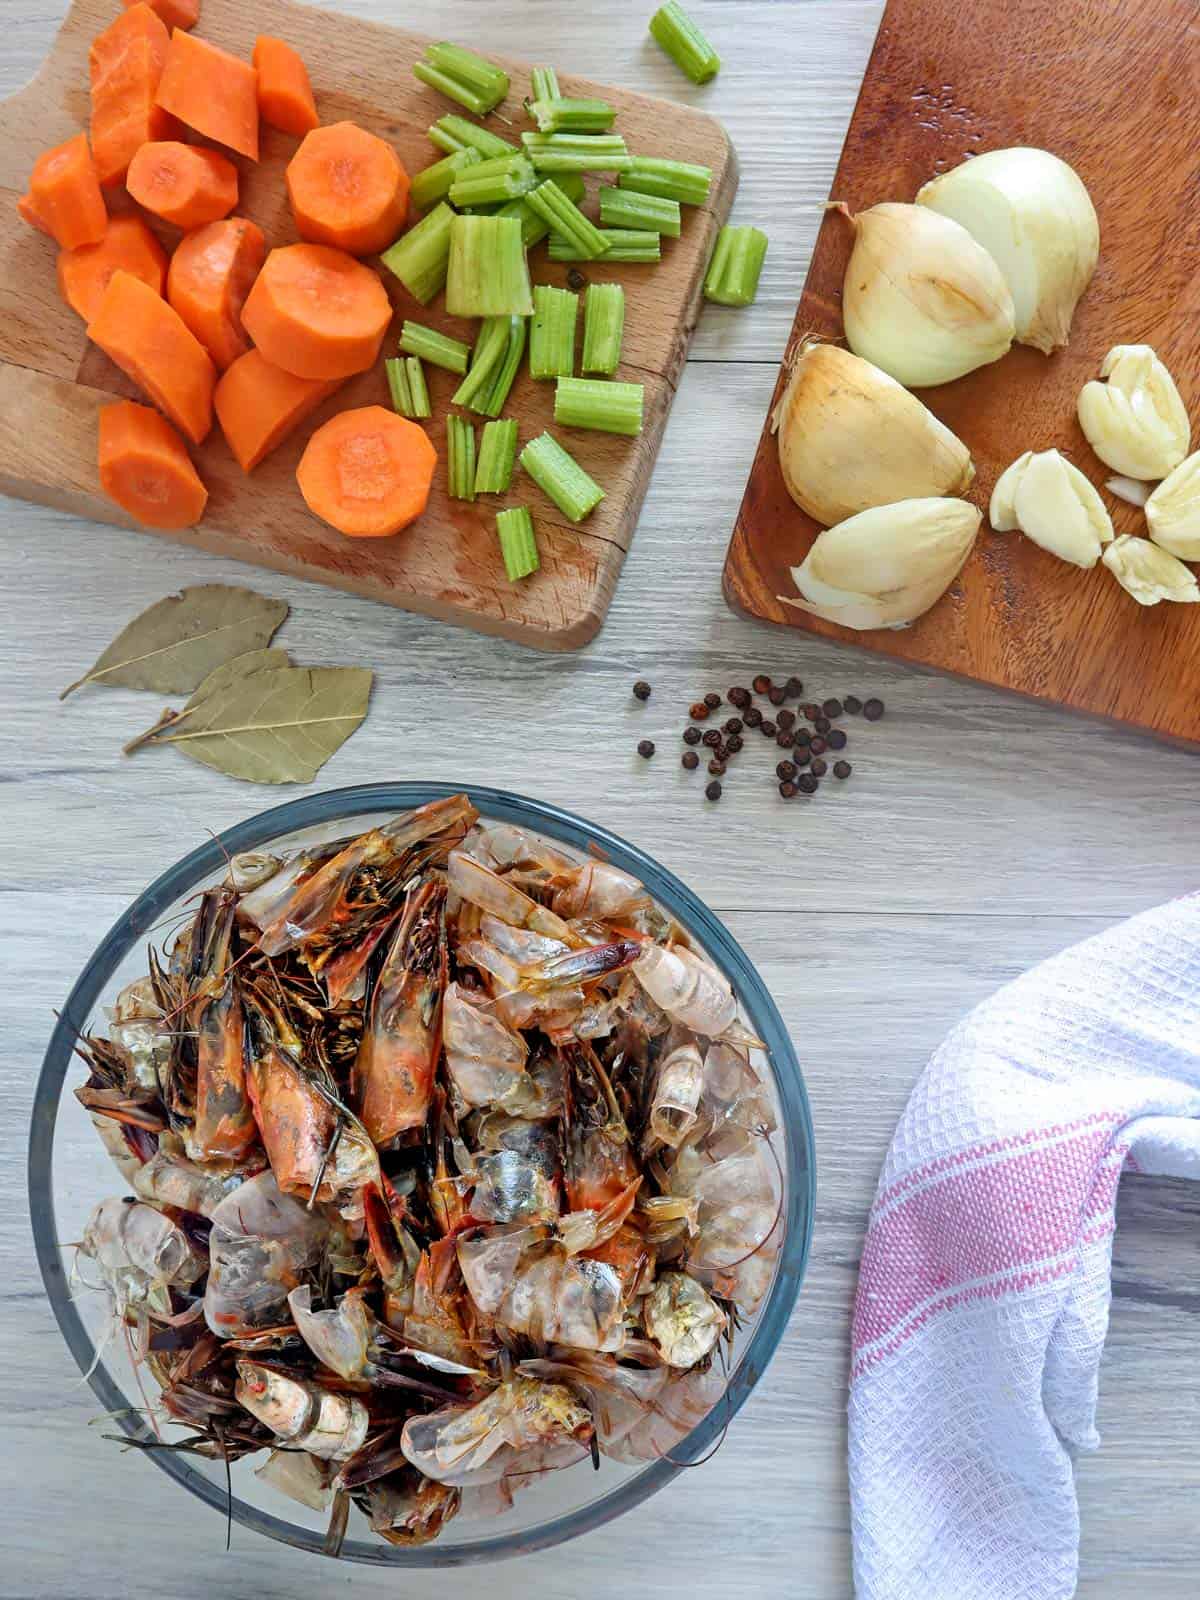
left=848, top=893, right=1200, bottom=1600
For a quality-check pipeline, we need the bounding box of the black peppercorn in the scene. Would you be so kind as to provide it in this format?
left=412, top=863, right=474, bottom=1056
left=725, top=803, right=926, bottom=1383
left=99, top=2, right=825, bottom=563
left=768, top=685, right=785, bottom=706
left=793, top=727, right=811, bottom=747
left=797, top=773, right=818, bottom=795
left=776, top=760, right=797, bottom=781
left=632, top=680, right=652, bottom=701
left=702, top=728, right=721, bottom=748
left=708, top=759, right=726, bottom=776
left=723, top=717, right=743, bottom=735
left=637, top=740, right=655, bottom=759
left=777, top=708, right=796, bottom=731
left=793, top=748, right=811, bottom=768
left=728, top=686, right=750, bottom=708
left=810, top=737, right=827, bottom=756
left=683, top=726, right=702, bottom=746
left=811, top=757, right=827, bottom=777
left=704, top=691, right=721, bottom=710
left=705, top=780, right=722, bottom=801
left=784, top=676, right=803, bottom=699
left=822, top=698, right=843, bottom=718
left=828, top=728, right=847, bottom=750
left=815, top=716, right=832, bottom=734
left=776, top=729, right=793, bottom=748
left=743, top=706, right=762, bottom=728
left=803, top=703, right=820, bottom=722
left=567, top=267, right=587, bottom=292
left=779, top=781, right=797, bottom=799
left=760, top=720, right=777, bottom=738
left=834, top=760, right=852, bottom=779
left=752, top=674, right=772, bottom=694
left=726, top=734, right=744, bottom=753
left=843, top=695, right=863, bottom=715
left=863, top=697, right=885, bottom=721
left=682, top=751, right=699, bottom=770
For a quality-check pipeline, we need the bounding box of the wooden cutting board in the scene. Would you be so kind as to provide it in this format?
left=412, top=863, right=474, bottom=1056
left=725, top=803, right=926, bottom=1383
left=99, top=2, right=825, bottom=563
left=0, top=0, right=735, bottom=650
left=724, top=0, right=1200, bottom=746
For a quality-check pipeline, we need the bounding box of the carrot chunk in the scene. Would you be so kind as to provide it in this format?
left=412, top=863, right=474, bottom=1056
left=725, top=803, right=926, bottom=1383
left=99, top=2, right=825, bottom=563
left=17, top=191, right=53, bottom=235
left=167, top=217, right=265, bottom=370
left=28, top=133, right=107, bottom=250
left=214, top=348, right=340, bottom=471
left=57, top=213, right=167, bottom=323
left=297, top=406, right=436, bottom=537
left=253, top=35, right=319, bottom=136
left=285, top=121, right=408, bottom=256
left=241, top=243, right=392, bottom=381
left=89, top=4, right=178, bottom=186
left=98, top=399, right=208, bottom=528
left=88, top=269, right=216, bottom=445
left=127, top=141, right=238, bottom=230
left=155, top=30, right=259, bottom=161
left=124, top=0, right=200, bottom=29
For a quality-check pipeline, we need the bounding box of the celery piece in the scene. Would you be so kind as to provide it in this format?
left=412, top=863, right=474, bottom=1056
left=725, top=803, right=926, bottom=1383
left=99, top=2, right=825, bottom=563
left=385, top=357, right=431, bottom=420
left=581, top=283, right=625, bottom=375
left=452, top=316, right=511, bottom=410
left=618, top=155, right=711, bottom=206
left=414, top=43, right=509, bottom=116
left=520, top=432, right=604, bottom=522
left=528, top=97, right=616, bottom=134
left=448, top=154, right=538, bottom=209
left=555, top=376, right=643, bottom=436
left=704, top=224, right=768, bottom=306
left=399, top=320, right=471, bottom=376
left=529, top=66, right=560, bottom=103
left=496, top=506, right=540, bottom=581
left=525, top=180, right=610, bottom=260
left=381, top=202, right=455, bottom=305
left=599, top=184, right=681, bottom=238
left=475, top=418, right=519, bottom=493
left=447, top=414, right=477, bottom=500
left=404, top=357, right=431, bottom=418
left=410, top=148, right=481, bottom=213
left=473, top=315, right=528, bottom=418
left=649, top=2, right=720, bottom=83
left=428, top=115, right=518, bottom=160
left=548, top=229, right=661, bottom=263
left=529, top=285, right=579, bottom=381
left=446, top=215, right=534, bottom=318
left=521, top=133, right=633, bottom=173
left=494, top=171, right=586, bottom=248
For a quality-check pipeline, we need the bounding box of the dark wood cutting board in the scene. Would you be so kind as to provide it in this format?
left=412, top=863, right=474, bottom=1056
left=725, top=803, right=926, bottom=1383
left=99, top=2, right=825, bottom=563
left=724, top=0, right=1200, bottom=746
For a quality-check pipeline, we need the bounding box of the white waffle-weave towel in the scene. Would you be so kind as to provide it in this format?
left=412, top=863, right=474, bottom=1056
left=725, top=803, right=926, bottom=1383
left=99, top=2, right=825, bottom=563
left=848, top=893, right=1200, bottom=1600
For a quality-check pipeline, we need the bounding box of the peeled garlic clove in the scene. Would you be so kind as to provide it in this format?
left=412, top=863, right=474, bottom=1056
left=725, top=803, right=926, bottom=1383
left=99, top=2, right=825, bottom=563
left=772, top=340, right=974, bottom=526
left=1105, top=475, right=1152, bottom=509
left=989, top=449, right=1112, bottom=568
left=916, top=148, right=1099, bottom=355
left=1077, top=345, right=1190, bottom=480
left=781, top=496, right=980, bottom=630
left=840, top=203, right=1015, bottom=388
left=1145, top=450, right=1200, bottom=560
left=1102, top=534, right=1200, bottom=606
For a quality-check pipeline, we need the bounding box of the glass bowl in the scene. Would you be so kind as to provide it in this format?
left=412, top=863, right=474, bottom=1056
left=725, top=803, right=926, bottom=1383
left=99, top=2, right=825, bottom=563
left=30, top=783, right=814, bottom=1565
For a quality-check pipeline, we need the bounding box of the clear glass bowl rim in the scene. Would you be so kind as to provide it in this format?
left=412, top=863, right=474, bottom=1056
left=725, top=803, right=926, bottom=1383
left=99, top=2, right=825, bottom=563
left=29, top=781, right=815, bottom=1566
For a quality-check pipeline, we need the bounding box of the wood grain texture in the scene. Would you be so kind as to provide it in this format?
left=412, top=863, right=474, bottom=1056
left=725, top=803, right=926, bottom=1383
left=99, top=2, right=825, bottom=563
left=0, top=0, right=736, bottom=649
left=725, top=0, right=1200, bottom=746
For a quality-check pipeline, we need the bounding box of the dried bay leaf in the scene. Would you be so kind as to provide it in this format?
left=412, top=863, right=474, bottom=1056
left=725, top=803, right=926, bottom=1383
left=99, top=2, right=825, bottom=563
left=156, top=666, right=373, bottom=784
left=61, top=585, right=289, bottom=699
left=123, top=648, right=293, bottom=755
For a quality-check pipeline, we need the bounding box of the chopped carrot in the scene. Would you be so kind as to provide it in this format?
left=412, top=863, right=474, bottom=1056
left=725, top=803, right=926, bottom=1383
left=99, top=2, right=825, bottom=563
left=98, top=399, right=208, bottom=528
left=240, top=242, right=392, bottom=380
left=167, top=217, right=266, bottom=370
left=127, top=141, right=238, bottom=230
left=58, top=214, right=168, bottom=323
left=253, top=35, right=319, bottom=136
left=286, top=122, right=409, bottom=256
left=155, top=30, right=259, bottom=161
left=214, top=348, right=341, bottom=472
left=124, top=0, right=200, bottom=29
left=28, top=133, right=107, bottom=251
left=297, top=406, right=436, bottom=537
left=89, top=4, right=178, bottom=187
left=88, top=269, right=216, bottom=445
left=17, top=191, right=52, bottom=235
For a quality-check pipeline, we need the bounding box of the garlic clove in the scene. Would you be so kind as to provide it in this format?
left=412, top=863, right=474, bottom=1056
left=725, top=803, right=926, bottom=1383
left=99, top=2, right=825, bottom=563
left=840, top=203, right=1015, bottom=389
left=1102, top=534, right=1200, bottom=606
left=1145, top=450, right=1200, bottom=561
left=1105, top=475, right=1152, bottom=508
left=916, top=147, right=1099, bottom=355
left=988, top=449, right=1112, bottom=567
left=780, top=496, right=981, bottom=630
left=771, top=340, right=975, bottom=526
left=1077, top=344, right=1190, bottom=480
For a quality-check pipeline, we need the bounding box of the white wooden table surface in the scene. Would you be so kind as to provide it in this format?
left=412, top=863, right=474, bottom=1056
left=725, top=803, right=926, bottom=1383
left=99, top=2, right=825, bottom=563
left=3, top=2, right=1199, bottom=1595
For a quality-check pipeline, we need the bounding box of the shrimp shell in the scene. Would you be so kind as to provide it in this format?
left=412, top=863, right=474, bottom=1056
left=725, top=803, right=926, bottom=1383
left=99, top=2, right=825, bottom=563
left=632, top=944, right=737, bottom=1037
left=235, top=1362, right=369, bottom=1460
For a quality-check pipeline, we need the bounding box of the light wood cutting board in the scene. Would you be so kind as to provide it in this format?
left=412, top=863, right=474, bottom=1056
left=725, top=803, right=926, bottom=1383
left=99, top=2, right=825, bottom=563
left=0, top=0, right=736, bottom=649
left=723, top=0, right=1200, bottom=747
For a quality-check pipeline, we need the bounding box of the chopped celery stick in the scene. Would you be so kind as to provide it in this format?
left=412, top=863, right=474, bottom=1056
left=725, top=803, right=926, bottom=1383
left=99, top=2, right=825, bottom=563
left=448, top=154, right=537, bottom=208
left=618, top=155, right=711, bottom=206
left=520, top=431, right=604, bottom=522
left=529, top=66, right=560, bottom=102
left=446, top=414, right=476, bottom=500
left=414, top=43, right=509, bottom=116
left=526, top=179, right=609, bottom=259
left=474, top=315, right=528, bottom=418
left=549, top=229, right=661, bottom=263
left=555, top=376, right=643, bottom=436
left=399, top=321, right=471, bottom=376
left=527, top=97, right=616, bottom=134
left=452, top=316, right=510, bottom=409
left=381, top=202, right=455, bottom=305
left=704, top=224, right=768, bottom=306
left=385, top=357, right=412, bottom=416
left=581, top=283, right=625, bottom=374
left=494, top=171, right=586, bottom=247
left=530, top=285, right=579, bottom=380
left=428, top=115, right=518, bottom=159
left=410, top=148, right=481, bottom=212
left=446, top=215, right=533, bottom=317
left=496, top=506, right=540, bottom=581
left=404, top=357, right=431, bottom=418
left=649, top=2, right=721, bottom=83
left=521, top=132, right=633, bottom=173
left=599, top=184, right=681, bottom=237
left=475, top=418, right=519, bottom=493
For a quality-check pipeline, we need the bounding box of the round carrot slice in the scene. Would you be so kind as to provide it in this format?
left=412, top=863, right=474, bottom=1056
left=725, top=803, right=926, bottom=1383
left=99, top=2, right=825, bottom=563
left=127, top=141, right=238, bottom=230
left=167, top=216, right=265, bottom=370
left=98, top=398, right=208, bottom=528
left=285, top=122, right=409, bottom=256
left=240, top=242, right=392, bottom=380
left=58, top=214, right=168, bottom=323
left=297, top=405, right=436, bottom=537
